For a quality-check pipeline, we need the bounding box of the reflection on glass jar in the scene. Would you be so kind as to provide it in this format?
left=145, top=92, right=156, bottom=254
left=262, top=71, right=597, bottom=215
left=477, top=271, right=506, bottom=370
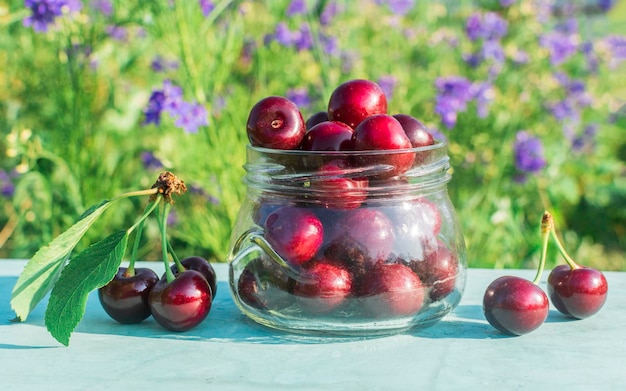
left=227, top=142, right=467, bottom=336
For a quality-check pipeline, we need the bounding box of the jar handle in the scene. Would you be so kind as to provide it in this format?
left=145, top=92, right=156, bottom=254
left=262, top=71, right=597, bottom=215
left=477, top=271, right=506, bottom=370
left=230, top=226, right=293, bottom=271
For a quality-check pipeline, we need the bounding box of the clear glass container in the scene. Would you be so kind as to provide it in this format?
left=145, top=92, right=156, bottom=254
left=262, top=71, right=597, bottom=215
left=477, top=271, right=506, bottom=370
left=227, top=142, right=467, bottom=336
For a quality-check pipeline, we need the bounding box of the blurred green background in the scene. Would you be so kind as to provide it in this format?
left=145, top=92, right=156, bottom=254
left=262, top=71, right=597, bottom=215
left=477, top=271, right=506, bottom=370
left=1, top=0, right=625, bottom=271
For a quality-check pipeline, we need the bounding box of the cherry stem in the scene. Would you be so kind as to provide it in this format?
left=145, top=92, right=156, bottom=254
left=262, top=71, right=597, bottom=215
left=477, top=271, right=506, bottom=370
left=160, top=203, right=176, bottom=284
left=550, top=226, right=580, bottom=270
left=125, top=199, right=160, bottom=276
left=154, top=204, right=185, bottom=274
left=533, top=211, right=552, bottom=284
left=111, top=188, right=159, bottom=202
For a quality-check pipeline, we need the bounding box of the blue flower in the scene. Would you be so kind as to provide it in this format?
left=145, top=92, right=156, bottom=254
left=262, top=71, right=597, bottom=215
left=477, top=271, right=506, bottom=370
left=143, top=80, right=208, bottom=133
left=173, top=102, right=208, bottom=134
left=539, top=20, right=579, bottom=66
left=23, top=0, right=81, bottom=33
left=143, top=90, right=166, bottom=126
left=0, top=169, right=16, bottom=198
left=513, top=131, right=546, bottom=175
left=105, top=25, right=128, bottom=41
left=141, top=151, right=164, bottom=170
left=272, top=22, right=293, bottom=47
left=572, top=124, right=598, bottom=153
left=320, top=1, right=341, bottom=26
left=465, top=12, right=508, bottom=42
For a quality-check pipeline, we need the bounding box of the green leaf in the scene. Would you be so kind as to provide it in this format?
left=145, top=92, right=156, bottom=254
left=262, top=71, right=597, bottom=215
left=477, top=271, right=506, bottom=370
left=45, top=230, right=129, bottom=346
left=10, top=199, right=112, bottom=321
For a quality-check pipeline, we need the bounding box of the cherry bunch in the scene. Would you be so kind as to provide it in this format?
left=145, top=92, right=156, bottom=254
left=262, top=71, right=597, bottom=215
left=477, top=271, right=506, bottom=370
left=98, top=173, right=217, bottom=332
left=482, top=211, right=609, bottom=336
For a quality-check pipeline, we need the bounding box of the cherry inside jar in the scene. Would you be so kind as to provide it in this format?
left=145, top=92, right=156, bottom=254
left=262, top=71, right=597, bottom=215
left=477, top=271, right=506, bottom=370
left=227, top=142, right=467, bottom=336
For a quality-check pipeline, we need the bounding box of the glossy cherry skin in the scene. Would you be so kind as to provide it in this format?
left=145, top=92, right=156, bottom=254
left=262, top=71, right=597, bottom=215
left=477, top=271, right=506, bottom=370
left=305, top=111, right=330, bottom=130
left=98, top=267, right=159, bottom=324
left=308, top=159, right=368, bottom=210
left=482, top=276, right=549, bottom=336
left=171, top=256, right=217, bottom=301
left=352, top=114, right=415, bottom=178
left=300, top=121, right=354, bottom=151
left=148, top=270, right=213, bottom=332
left=293, top=259, right=353, bottom=314
left=547, top=264, right=608, bottom=319
left=358, top=262, right=425, bottom=318
left=246, top=96, right=305, bottom=150
left=393, top=114, right=434, bottom=148
left=328, top=79, right=388, bottom=129
left=264, top=206, right=324, bottom=267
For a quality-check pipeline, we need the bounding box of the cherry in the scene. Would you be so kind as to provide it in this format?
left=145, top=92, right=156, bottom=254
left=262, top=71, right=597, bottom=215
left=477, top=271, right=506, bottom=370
left=392, top=114, right=434, bottom=148
left=246, top=96, right=305, bottom=150
left=293, top=258, right=352, bottom=314
left=547, top=265, right=608, bottom=319
left=305, top=110, right=330, bottom=129
left=352, top=114, right=415, bottom=178
left=308, top=159, right=368, bottom=210
left=328, top=79, right=388, bottom=129
left=300, top=121, right=354, bottom=151
left=264, top=206, right=324, bottom=267
left=386, top=198, right=441, bottom=261
left=98, top=267, right=159, bottom=324
left=482, top=275, right=549, bottom=336
left=170, top=256, right=217, bottom=301
left=409, top=241, right=459, bottom=302
left=358, top=262, right=425, bottom=318
left=237, top=256, right=295, bottom=311
left=544, top=212, right=608, bottom=319
left=323, top=207, right=396, bottom=277
left=148, top=270, right=213, bottom=332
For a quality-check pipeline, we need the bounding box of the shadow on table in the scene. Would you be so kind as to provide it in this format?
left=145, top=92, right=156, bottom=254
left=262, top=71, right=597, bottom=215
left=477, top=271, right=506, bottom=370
left=1, top=279, right=510, bottom=347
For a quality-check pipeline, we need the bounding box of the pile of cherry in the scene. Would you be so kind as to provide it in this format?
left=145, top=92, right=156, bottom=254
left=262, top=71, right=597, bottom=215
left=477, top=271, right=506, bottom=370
left=236, top=79, right=462, bottom=319
left=483, top=211, right=608, bottom=336
left=98, top=256, right=217, bottom=332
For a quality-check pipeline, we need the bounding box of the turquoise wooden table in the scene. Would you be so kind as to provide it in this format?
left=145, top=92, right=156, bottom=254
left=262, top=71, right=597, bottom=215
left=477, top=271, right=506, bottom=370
left=1, top=259, right=624, bottom=390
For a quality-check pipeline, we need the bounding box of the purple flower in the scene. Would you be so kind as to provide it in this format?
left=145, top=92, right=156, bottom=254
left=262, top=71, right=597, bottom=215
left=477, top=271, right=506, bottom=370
left=465, top=12, right=508, bottom=42
left=598, top=0, right=616, bottom=12
left=141, top=151, right=164, bottom=170
left=90, top=0, right=112, bottom=16
left=293, top=23, right=313, bottom=51
left=173, top=102, right=208, bottom=134
left=320, top=34, right=339, bottom=56
left=162, top=80, right=184, bottom=115
left=286, top=87, right=311, bottom=108
left=572, top=124, right=598, bottom=152
left=377, top=75, right=397, bottom=100
left=434, top=76, right=474, bottom=129
left=471, top=82, right=494, bottom=118
left=199, top=0, right=215, bottom=17
left=539, top=21, right=579, bottom=66
left=105, top=25, right=128, bottom=41
left=287, top=0, right=308, bottom=16
left=272, top=22, right=293, bottom=47
left=580, top=41, right=598, bottom=73
left=0, top=169, right=16, bottom=198
left=500, top=0, right=516, bottom=7
left=143, top=90, right=166, bottom=125
left=23, top=0, right=80, bottom=33
left=513, top=131, right=546, bottom=175
left=547, top=73, right=592, bottom=124
left=189, top=183, right=220, bottom=205
left=320, top=1, right=341, bottom=26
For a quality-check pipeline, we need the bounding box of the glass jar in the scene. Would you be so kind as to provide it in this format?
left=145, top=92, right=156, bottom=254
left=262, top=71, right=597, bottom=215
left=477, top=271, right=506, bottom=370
left=227, top=142, right=467, bottom=336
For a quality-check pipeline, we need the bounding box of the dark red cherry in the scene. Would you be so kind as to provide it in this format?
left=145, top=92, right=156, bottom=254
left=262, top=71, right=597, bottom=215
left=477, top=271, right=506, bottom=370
left=393, top=114, right=434, bottom=148
left=170, top=256, right=217, bottom=300
left=293, top=258, right=352, bottom=314
left=308, top=159, right=368, bottom=210
left=246, top=96, right=305, bottom=150
left=305, top=111, right=330, bottom=129
left=148, top=270, right=212, bottom=332
left=328, top=79, right=388, bottom=129
left=98, top=267, right=159, bottom=324
left=300, top=121, right=354, bottom=151
left=237, top=256, right=295, bottom=311
left=483, top=276, right=549, bottom=336
left=547, top=264, right=608, bottom=319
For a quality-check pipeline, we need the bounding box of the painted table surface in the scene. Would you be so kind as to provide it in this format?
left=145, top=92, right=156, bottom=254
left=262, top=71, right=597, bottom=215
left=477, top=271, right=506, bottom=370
left=1, top=260, right=624, bottom=391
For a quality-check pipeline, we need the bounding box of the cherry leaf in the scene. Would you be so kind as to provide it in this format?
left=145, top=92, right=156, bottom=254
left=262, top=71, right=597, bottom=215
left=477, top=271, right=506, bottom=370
left=45, top=230, right=129, bottom=346
left=10, top=199, right=112, bottom=322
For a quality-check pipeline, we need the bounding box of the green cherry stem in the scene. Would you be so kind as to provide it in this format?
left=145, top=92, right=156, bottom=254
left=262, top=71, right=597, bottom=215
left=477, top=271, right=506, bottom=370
left=549, top=220, right=580, bottom=270
left=532, top=211, right=553, bottom=284
left=125, top=198, right=161, bottom=276
left=155, top=203, right=185, bottom=274
left=160, top=202, right=177, bottom=284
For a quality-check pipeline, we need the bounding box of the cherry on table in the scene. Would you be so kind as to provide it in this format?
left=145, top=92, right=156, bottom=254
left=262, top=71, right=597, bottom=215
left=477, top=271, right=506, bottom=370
left=148, top=270, right=213, bottom=332
left=98, top=267, right=159, bottom=324
left=547, top=264, right=608, bottom=319
left=482, top=276, right=549, bottom=336
left=170, top=256, right=218, bottom=301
